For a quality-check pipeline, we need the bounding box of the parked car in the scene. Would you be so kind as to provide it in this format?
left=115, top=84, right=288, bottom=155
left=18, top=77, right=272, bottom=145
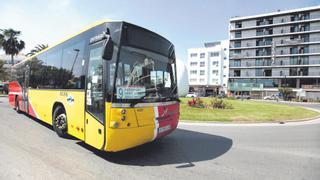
left=235, top=94, right=251, bottom=100
left=217, top=93, right=227, bottom=98
left=0, top=83, right=9, bottom=94
left=263, top=94, right=279, bottom=100
left=3, top=84, right=8, bottom=94
left=186, top=92, right=197, bottom=98
left=0, top=84, right=4, bottom=93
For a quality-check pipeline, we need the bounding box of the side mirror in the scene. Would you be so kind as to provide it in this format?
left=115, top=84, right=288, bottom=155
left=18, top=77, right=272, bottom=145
left=102, top=35, right=114, bottom=60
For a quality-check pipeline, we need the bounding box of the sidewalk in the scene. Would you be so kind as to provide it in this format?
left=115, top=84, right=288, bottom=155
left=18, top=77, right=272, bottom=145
left=253, top=99, right=320, bottom=105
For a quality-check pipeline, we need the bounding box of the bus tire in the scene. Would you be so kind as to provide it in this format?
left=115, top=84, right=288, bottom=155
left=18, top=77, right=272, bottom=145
left=52, top=106, right=68, bottom=138
left=15, top=97, right=21, bottom=113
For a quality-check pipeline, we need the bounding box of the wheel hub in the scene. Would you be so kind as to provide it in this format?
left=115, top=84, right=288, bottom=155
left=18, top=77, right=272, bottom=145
left=55, top=114, right=67, bottom=130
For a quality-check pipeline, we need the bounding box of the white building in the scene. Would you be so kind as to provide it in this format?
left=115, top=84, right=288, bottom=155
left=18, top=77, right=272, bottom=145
left=187, top=40, right=229, bottom=96
left=229, top=5, right=320, bottom=100
left=176, top=59, right=189, bottom=97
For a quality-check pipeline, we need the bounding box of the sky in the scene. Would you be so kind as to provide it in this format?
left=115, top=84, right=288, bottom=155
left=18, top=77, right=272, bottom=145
left=0, top=0, right=319, bottom=61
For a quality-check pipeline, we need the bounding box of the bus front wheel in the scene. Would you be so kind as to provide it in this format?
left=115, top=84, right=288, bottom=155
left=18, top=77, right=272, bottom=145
left=52, top=106, right=68, bottom=138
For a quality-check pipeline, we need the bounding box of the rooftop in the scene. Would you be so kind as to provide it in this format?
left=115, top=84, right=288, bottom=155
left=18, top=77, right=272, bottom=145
left=230, top=5, right=320, bottom=22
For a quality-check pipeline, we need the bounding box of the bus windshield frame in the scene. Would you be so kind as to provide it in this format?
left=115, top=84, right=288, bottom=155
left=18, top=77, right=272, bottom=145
left=112, top=45, right=177, bottom=104
left=105, top=23, right=178, bottom=105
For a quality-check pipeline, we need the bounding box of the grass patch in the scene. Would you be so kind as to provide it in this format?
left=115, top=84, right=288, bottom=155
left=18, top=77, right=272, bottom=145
left=180, top=98, right=319, bottom=122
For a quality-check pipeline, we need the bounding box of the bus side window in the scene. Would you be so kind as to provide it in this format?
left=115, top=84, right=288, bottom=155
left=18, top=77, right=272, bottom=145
left=61, top=41, right=86, bottom=89
left=46, top=48, right=63, bottom=89
left=29, top=54, right=46, bottom=89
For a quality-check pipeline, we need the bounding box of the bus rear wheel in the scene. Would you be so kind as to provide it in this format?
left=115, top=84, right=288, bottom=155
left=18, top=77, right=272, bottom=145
left=52, top=106, right=68, bottom=138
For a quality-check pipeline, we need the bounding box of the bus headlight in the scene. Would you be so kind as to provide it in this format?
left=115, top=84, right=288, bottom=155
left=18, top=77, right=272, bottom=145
left=111, top=121, right=120, bottom=128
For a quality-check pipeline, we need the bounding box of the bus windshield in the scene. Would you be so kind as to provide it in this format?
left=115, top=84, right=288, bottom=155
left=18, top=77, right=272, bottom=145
left=114, top=46, right=177, bottom=103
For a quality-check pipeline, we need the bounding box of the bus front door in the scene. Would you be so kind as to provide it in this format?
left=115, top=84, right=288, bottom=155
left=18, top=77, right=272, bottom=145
left=84, top=43, right=105, bottom=149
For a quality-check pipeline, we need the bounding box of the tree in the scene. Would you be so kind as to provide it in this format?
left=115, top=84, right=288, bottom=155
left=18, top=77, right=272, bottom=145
left=0, top=29, right=25, bottom=65
left=0, top=60, right=9, bottom=81
left=278, top=87, right=293, bottom=101
left=26, top=44, right=48, bottom=57
left=0, top=33, right=4, bottom=49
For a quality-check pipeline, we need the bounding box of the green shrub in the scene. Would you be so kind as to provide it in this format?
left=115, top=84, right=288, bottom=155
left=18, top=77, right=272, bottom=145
left=209, top=97, right=233, bottom=109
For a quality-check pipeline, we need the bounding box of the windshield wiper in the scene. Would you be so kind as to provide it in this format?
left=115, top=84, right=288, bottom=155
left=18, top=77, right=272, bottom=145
left=164, top=84, right=180, bottom=102
left=129, top=95, right=147, bottom=108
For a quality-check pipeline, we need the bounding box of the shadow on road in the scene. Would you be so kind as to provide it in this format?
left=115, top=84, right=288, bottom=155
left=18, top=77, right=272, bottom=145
left=24, top=113, right=77, bottom=140
left=77, top=129, right=233, bottom=168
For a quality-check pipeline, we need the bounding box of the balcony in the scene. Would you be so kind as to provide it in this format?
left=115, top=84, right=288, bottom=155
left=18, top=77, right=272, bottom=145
left=230, top=37, right=320, bottom=49
left=230, top=25, right=320, bottom=40
left=230, top=14, right=320, bottom=31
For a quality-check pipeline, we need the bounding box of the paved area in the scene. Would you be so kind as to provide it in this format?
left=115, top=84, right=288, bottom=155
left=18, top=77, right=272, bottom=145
left=0, top=97, right=319, bottom=180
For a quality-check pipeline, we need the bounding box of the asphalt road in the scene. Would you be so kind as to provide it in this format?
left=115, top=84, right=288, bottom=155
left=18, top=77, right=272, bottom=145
left=0, top=97, right=319, bottom=180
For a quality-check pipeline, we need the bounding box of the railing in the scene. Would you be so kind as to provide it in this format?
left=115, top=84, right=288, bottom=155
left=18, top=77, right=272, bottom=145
left=256, top=31, right=273, bottom=36
left=284, top=48, right=320, bottom=55
left=309, top=72, right=320, bottom=76
left=230, top=37, right=320, bottom=49
left=231, top=15, right=320, bottom=30
left=231, top=26, right=320, bottom=40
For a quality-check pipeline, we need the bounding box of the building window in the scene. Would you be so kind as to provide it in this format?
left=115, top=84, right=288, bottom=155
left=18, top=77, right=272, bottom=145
left=200, top=53, right=205, bottom=58
left=265, top=69, right=272, bottom=76
left=190, top=62, right=198, bottom=66
left=200, top=70, right=205, bottom=75
left=234, top=70, right=241, bottom=77
left=199, top=79, right=205, bottom=83
left=289, top=68, right=298, bottom=76
left=235, top=31, right=241, bottom=38
left=190, top=53, right=197, bottom=57
left=291, top=14, right=299, bottom=21
left=235, top=21, right=242, bottom=28
left=190, top=78, right=197, bottom=83
left=290, top=47, right=298, bottom=54
left=290, top=25, right=299, bottom=33
left=234, top=41, right=241, bottom=48
left=209, top=52, right=219, bottom=57
left=234, top=60, right=241, bottom=67
left=212, top=70, right=218, bottom=75
left=301, top=13, right=310, bottom=20
left=255, top=69, right=263, bottom=76
left=190, top=70, right=197, bottom=75
left=212, top=61, right=219, bottom=66
left=200, top=61, right=205, bottom=67
left=212, top=79, right=218, bottom=84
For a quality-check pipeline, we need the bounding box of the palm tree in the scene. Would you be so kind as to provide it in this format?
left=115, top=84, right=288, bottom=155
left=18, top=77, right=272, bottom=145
left=0, top=29, right=25, bottom=65
left=26, top=44, right=49, bottom=57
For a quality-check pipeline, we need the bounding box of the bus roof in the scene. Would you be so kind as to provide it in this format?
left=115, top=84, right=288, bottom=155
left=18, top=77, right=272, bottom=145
left=15, top=19, right=119, bottom=67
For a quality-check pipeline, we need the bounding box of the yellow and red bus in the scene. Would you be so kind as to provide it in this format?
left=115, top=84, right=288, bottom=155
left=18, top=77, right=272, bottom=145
left=9, top=20, right=179, bottom=152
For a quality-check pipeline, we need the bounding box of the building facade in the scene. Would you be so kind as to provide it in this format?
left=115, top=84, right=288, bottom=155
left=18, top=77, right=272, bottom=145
left=229, top=6, right=320, bottom=99
left=187, top=40, right=229, bottom=96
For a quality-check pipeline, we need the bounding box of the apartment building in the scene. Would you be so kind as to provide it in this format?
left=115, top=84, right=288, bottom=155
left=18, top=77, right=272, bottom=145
left=187, top=40, right=229, bottom=96
left=229, top=6, right=320, bottom=99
